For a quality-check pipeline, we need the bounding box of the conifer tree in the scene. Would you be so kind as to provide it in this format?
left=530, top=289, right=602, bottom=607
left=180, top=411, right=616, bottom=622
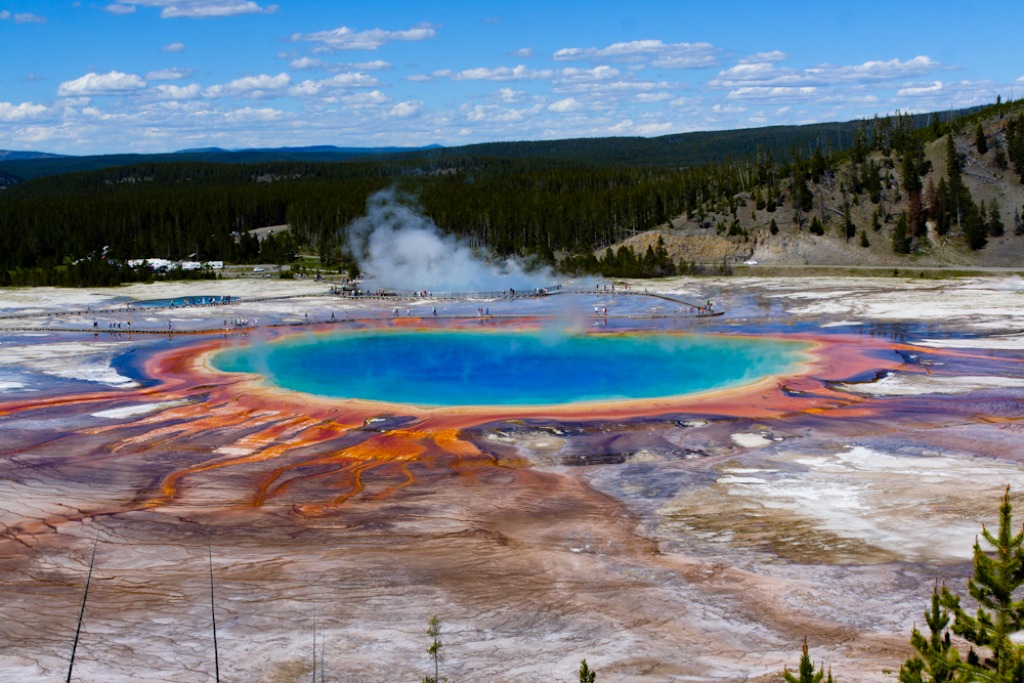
left=785, top=638, right=827, bottom=683
left=941, top=487, right=1024, bottom=681
left=900, top=582, right=963, bottom=683
left=976, top=123, right=989, bottom=155
left=988, top=199, right=1005, bottom=237
left=579, top=659, right=597, bottom=683
left=892, top=212, right=912, bottom=254
left=423, top=615, right=444, bottom=683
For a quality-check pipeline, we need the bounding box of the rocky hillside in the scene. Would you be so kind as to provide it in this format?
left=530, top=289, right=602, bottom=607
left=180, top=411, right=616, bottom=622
left=617, top=109, right=1024, bottom=270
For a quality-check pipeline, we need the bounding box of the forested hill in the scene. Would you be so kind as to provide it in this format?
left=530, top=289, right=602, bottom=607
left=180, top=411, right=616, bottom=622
left=0, top=109, right=979, bottom=184
left=1, top=100, right=1022, bottom=287
left=423, top=118, right=928, bottom=167
left=0, top=145, right=443, bottom=182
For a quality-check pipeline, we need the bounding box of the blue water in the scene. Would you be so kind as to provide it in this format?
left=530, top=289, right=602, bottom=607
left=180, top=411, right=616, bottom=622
left=134, top=295, right=232, bottom=308
left=211, top=330, right=809, bottom=407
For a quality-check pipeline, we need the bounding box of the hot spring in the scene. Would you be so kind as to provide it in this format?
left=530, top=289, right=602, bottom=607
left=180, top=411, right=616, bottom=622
left=210, top=330, right=810, bottom=407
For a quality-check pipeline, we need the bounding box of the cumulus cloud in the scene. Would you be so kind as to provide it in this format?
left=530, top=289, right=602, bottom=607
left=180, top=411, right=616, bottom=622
left=463, top=103, right=541, bottom=123
left=224, top=106, right=285, bottom=122
left=290, top=57, right=391, bottom=73
left=161, top=42, right=186, bottom=52
left=635, top=92, right=673, bottom=103
left=387, top=101, right=422, bottom=118
left=739, top=50, right=788, bottom=64
left=289, top=72, right=378, bottom=96
left=554, top=40, right=720, bottom=69
left=0, top=101, right=48, bottom=121
left=558, top=65, right=620, bottom=82
left=710, top=54, right=941, bottom=89
left=292, top=23, right=436, bottom=51
left=0, top=11, right=8, bottom=20
left=450, top=65, right=554, bottom=81
left=146, top=67, right=193, bottom=80
left=152, top=83, right=201, bottom=99
left=290, top=57, right=324, bottom=71
left=897, top=81, right=944, bottom=97
left=203, top=73, right=290, bottom=98
left=356, top=60, right=391, bottom=71
left=548, top=97, right=581, bottom=113
left=108, top=1, right=278, bottom=18
left=58, top=71, right=147, bottom=96
left=498, top=87, right=525, bottom=103
left=727, top=86, right=818, bottom=101
left=633, top=121, right=673, bottom=135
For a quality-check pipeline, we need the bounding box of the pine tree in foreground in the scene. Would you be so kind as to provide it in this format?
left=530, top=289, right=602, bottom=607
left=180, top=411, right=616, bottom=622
left=899, top=582, right=963, bottom=683
left=578, top=658, right=597, bottom=683
left=941, top=486, right=1024, bottom=682
left=784, top=638, right=829, bottom=683
left=423, top=615, right=445, bottom=683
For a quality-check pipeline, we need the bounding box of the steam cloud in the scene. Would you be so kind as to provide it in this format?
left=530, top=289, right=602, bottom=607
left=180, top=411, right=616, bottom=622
left=345, top=189, right=556, bottom=292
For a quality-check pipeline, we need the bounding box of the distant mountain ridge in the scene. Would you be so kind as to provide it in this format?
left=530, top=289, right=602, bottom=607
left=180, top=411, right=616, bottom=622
left=0, top=106, right=985, bottom=184
left=0, top=144, right=445, bottom=182
left=0, top=150, right=67, bottom=161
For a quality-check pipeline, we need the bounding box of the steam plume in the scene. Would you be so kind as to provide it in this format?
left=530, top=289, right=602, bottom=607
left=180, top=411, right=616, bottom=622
left=345, top=189, right=555, bottom=292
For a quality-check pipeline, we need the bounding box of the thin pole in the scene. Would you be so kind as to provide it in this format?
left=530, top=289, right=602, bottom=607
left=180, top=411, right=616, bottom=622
left=209, top=539, right=220, bottom=683
left=67, top=532, right=99, bottom=683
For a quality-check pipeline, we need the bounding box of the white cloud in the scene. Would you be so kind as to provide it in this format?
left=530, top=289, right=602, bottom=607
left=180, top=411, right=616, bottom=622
left=290, top=57, right=324, bottom=71
left=288, top=73, right=378, bottom=97
left=161, top=42, right=186, bottom=52
left=58, top=71, right=147, bottom=96
left=897, top=81, right=944, bottom=97
left=339, top=90, right=389, bottom=106
left=355, top=60, right=391, bottom=71
left=112, top=1, right=278, bottom=19
left=203, top=73, right=290, bottom=98
left=739, top=50, right=788, bottom=64
left=290, top=57, right=391, bottom=72
left=450, top=65, right=553, bottom=82
left=0, top=10, right=9, bottom=20
left=292, top=23, right=436, bottom=51
left=387, top=101, right=422, bottom=118
left=727, top=86, right=818, bottom=100
left=711, top=103, right=746, bottom=114
left=635, top=92, right=673, bottom=103
left=548, top=97, right=581, bottom=113
left=634, top=122, right=673, bottom=135
left=498, top=87, right=525, bottom=103
left=554, top=40, right=720, bottom=69
left=710, top=55, right=941, bottom=89
left=0, top=101, right=48, bottom=122
left=559, top=66, right=620, bottom=82
left=510, top=47, right=533, bottom=59
left=224, top=106, right=285, bottom=122
left=14, top=12, right=47, bottom=23
left=153, top=83, right=201, bottom=99
left=146, top=68, right=193, bottom=81
left=463, top=103, right=543, bottom=123
left=105, top=3, right=136, bottom=14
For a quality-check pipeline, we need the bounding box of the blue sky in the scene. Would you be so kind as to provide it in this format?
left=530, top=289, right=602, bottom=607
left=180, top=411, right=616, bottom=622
left=2, top=0, right=1022, bottom=155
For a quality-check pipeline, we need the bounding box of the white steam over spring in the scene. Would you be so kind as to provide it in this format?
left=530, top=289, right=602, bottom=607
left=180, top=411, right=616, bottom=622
left=345, top=189, right=556, bottom=292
